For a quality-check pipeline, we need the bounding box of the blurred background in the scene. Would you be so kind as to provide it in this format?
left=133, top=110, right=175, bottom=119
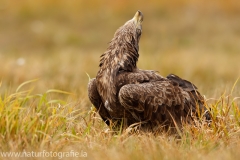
left=0, top=0, right=240, bottom=100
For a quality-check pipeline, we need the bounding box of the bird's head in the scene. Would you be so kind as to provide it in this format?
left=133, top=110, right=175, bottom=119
left=132, top=10, right=144, bottom=31
left=131, top=10, right=144, bottom=43
left=113, top=10, right=144, bottom=50
left=99, top=11, right=144, bottom=70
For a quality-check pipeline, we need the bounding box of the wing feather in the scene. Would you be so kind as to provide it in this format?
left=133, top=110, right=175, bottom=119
left=88, top=78, right=112, bottom=126
left=118, top=80, right=187, bottom=122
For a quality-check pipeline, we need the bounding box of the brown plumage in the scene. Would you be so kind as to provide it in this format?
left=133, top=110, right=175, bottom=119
left=88, top=11, right=210, bottom=132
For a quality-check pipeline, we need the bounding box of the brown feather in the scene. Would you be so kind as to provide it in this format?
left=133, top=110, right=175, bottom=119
left=87, top=11, right=210, bottom=132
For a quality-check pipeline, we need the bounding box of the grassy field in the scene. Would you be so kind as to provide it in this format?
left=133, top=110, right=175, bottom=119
left=0, top=0, right=240, bottom=159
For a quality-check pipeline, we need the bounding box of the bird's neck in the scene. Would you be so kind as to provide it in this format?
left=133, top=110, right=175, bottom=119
left=99, top=38, right=139, bottom=72
left=96, top=38, right=139, bottom=107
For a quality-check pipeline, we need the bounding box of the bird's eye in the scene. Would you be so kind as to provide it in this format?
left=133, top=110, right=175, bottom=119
left=118, top=67, right=125, bottom=73
left=136, top=29, right=141, bottom=34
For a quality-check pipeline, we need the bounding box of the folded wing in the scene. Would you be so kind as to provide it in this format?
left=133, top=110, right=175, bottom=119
left=88, top=78, right=112, bottom=126
left=118, top=80, right=194, bottom=128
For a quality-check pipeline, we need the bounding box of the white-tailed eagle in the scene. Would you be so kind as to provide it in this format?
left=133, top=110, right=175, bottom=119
left=88, top=11, right=210, bottom=132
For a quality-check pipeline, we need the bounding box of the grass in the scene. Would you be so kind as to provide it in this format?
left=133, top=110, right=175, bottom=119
left=0, top=80, right=240, bottom=160
left=1, top=0, right=240, bottom=159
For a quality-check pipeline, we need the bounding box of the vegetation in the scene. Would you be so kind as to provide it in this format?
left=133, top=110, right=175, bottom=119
left=0, top=0, right=240, bottom=159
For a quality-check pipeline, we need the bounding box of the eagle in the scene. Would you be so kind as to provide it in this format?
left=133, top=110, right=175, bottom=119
left=88, top=11, right=210, bottom=132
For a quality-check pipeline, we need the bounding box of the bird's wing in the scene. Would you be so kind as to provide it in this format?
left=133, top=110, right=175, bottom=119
left=167, top=74, right=211, bottom=120
left=115, top=69, right=164, bottom=89
left=118, top=80, right=193, bottom=125
left=166, top=74, right=198, bottom=91
left=88, top=78, right=111, bottom=126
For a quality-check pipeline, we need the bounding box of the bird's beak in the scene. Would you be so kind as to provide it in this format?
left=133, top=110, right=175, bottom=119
left=133, top=10, right=144, bottom=26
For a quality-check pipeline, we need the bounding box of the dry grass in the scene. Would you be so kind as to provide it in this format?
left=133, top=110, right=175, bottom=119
left=0, top=80, right=240, bottom=160
left=0, top=0, right=240, bottom=159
